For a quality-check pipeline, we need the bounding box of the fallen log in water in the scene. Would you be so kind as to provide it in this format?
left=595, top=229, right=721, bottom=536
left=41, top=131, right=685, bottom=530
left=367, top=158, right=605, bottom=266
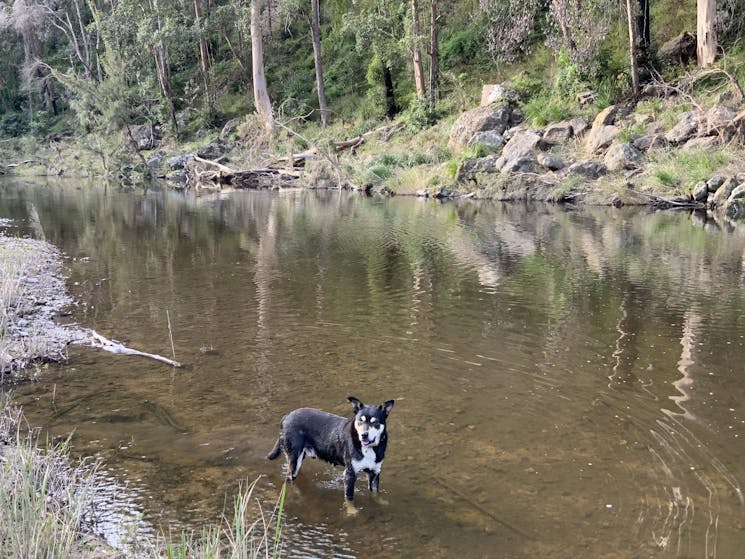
left=189, top=155, right=301, bottom=189
left=83, top=329, right=183, bottom=368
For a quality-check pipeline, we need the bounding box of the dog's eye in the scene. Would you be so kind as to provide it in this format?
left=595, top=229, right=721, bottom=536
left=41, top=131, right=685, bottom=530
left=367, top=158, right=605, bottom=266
left=359, top=415, right=366, bottom=422
left=370, top=417, right=377, bottom=423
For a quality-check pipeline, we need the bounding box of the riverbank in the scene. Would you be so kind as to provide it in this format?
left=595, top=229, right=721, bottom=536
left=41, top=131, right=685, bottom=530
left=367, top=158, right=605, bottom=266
left=0, top=233, right=282, bottom=557
left=0, top=234, right=83, bottom=382
left=4, top=83, right=745, bottom=219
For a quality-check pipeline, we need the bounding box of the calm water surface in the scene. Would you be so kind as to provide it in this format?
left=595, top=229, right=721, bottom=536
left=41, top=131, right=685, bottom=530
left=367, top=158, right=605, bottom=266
left=2, top=178, right=745, bottom=558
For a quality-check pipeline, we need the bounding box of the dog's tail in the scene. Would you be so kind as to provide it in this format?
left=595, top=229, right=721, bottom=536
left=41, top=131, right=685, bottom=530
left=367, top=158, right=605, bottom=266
left=266, top=437, right=282, bottom=460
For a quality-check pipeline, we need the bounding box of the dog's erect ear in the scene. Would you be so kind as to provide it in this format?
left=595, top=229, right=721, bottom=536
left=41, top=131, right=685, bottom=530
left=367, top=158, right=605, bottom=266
left=348, top=396, right=364, bottom=413
left=381, top=400, right=394, bottom=415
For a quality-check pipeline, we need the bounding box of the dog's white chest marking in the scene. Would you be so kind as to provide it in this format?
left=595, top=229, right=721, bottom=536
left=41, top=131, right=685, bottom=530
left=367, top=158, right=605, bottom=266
left=352, top=446, right=381, bottom=474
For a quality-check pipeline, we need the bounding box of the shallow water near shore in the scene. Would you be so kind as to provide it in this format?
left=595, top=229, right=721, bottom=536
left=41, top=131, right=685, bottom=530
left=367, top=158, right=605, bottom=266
left=2, top=178, right=745, bottom=557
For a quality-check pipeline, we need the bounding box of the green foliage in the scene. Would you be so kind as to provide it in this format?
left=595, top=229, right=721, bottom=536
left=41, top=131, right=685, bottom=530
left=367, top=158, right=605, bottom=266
left=523, top=93, right=573, bottom=127
left=647, top=150, right=731, bottom=192
left=400, top=102, right=434, bottom=130
left=440, top=24, right=487, bottom=69
left=462, top=142, right=489, bottom=159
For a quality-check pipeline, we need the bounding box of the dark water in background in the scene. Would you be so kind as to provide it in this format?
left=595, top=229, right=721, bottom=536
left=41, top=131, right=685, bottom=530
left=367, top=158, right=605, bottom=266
left=1, top=178, right=745, bottom=558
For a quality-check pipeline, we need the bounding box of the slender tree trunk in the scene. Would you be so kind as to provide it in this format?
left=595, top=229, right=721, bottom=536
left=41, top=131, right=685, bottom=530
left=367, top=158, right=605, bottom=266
left=251, top=0, right=273, bottom=130
left=625, top=0, right=640, bottom=97
left=310, top=0, right=329, bottom=127
left=383, top=65, right=398, bottom=119
left=411, top=0, right=426, bottom=103
left=194, top=0, right=213, bottom=114
left=696, top=0, right=717, bottom=67
left=427, top=0, right=439, bottom=113
left=150, top=0, right=178, bottom=133
left=636, top=0, right=650, bottom=50
left=153, top=43, right=177, bottom=132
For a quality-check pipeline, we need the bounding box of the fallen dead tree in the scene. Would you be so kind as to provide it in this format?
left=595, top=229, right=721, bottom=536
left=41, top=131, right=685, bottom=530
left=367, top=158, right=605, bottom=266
left=84, top=330, right=182, bottom=368
left=188, top=155, right=301, bottom=189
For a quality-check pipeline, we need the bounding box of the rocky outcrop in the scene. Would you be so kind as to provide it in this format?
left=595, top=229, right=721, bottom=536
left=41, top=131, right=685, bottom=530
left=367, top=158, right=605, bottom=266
left=586, top=125, right=620, bottom=154
left=449, top=104, right=512, bottom=149
left=128, top=124, right=160, bottom=150
left=665, top=111, right=699, bottom=144
left=448, top=88, right=744, bottom=208
left=604, top=143, right=642, bottom=171
left=501, top=130, right=541, bottom=162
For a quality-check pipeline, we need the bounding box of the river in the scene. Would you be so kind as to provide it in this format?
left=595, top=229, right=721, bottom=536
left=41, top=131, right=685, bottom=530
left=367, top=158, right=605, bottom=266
left=1, top=178, right=744, bottom=558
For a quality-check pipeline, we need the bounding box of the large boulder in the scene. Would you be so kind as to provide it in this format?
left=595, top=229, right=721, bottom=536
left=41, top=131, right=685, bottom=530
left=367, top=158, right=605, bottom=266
left=540, top=121, right=574, bottom=147
left=705, top=104, right=737, bottom=133
left=665, top=111, right=700, bottom=144
left=449, top=104, right=512, bottom=149
left=468, top=130, right=504, bottom=149
left=501, top=155, right=539, bottom=174
left=604, top=143, right=643, bottom=171
left=480, top=83, right=519, bottom=106
left=128, top=124, right=160, bottom=150
left=585, top=125, right=620, bottom=154
left=658, top=32, right=697, bottom=65
left=692, top=181, right=709, bottom=202
left=502, top=130, right=541, bottom=162
left=566, top=160, right=607, bottom=180
left=709, top=177, right=739, bottom=209
left=724, top=183, right=745, bottom=219
left=592, top=105, right=619, bottom=128
left=456, top=155, right=503, bottom=182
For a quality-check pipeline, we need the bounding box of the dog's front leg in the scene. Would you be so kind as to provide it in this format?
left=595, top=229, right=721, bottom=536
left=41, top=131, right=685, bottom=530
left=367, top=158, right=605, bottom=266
left=344, top=467, right=357, bottom=501
left=367, top=471, right=380, bottom=492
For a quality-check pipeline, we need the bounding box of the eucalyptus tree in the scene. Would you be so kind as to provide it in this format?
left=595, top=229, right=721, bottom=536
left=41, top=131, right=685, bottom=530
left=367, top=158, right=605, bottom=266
left=547, top=0, right=615, bottom=71
left=479, top=0, right=544, bottom=63
left=0, top=0, right=59, bottom=117
left=411, top=0, right=426, bottom=103
left=344, top=0, right=408, bottom=118
left=251, top=0, right=274, bottom=130
left=193, top=0, right=214, bottom=118
left=279, top=0, right=330, bottom=126
left=696, top=0, right=717, bottom=67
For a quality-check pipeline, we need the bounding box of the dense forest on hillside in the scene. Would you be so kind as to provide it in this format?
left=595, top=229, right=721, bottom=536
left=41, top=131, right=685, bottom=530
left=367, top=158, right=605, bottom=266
left=1, top=0, right=744, bottom=192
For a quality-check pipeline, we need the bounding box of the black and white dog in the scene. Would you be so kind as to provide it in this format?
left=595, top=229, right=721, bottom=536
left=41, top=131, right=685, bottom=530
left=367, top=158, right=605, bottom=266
left=267, top=396, right=394, bottom=501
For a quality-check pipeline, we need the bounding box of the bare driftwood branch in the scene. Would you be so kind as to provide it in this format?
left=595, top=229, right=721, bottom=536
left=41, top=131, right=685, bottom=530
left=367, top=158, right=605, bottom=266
left=2, top=160, right=38, bottom=168
left=84, top=329, right=183, bottom=367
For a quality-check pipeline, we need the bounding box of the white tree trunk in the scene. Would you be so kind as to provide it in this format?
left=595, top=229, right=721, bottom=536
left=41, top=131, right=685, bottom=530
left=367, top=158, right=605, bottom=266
left=412, top=0, right=426, bottom=103
left=310, top=0, right=329, bottom=127
left=625, top=0, right=640, bottom=97
left=251, top=0, right=273, bottom=130
left=696, top=0, right=717, bottom=67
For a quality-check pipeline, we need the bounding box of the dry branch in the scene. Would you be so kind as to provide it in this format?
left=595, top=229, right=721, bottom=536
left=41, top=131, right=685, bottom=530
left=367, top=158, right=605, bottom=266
left=2, top=160, right=38, bottom=168
left=84, top=329, right=182, bottom=367
left=189, top=155, right=300, bottom=189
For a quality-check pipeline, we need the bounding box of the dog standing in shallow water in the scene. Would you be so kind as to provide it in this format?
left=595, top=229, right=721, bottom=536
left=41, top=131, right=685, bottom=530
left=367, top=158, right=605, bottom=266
left=267, top=396, right=394, bottom=501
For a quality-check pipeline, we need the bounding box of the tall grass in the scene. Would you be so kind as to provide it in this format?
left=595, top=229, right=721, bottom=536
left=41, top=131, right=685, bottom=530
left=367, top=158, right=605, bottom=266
left=0, top=395, right=107, bottom=558
left=161, top=479, right=287, bottom=559
left=1, top=395, right=286, bottom=558
left=646, top=149, right=732, bottom=192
